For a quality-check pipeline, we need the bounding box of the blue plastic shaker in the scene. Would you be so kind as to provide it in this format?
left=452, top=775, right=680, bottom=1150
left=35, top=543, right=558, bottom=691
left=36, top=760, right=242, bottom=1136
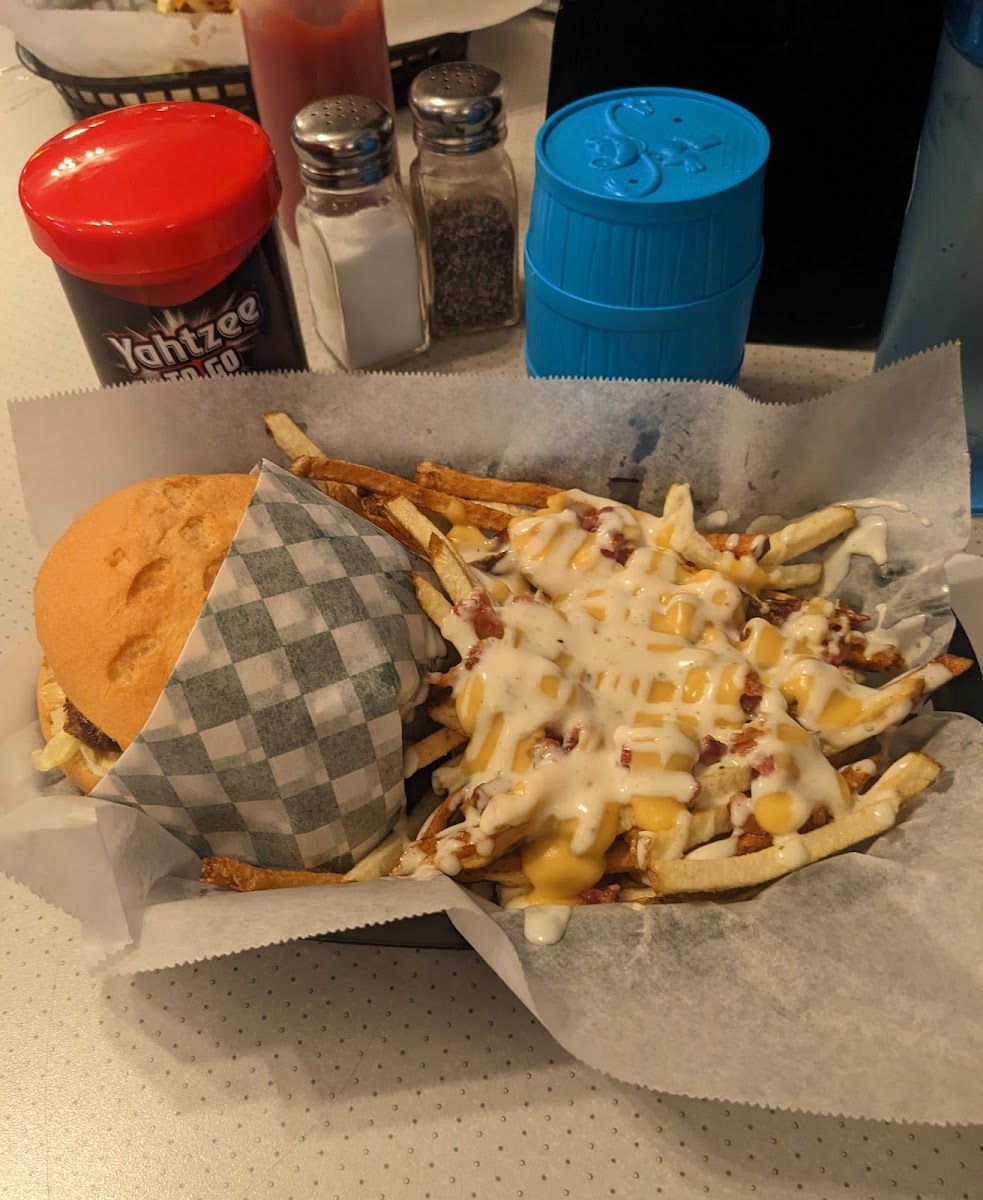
left=525, top=87, right=769, bottom=381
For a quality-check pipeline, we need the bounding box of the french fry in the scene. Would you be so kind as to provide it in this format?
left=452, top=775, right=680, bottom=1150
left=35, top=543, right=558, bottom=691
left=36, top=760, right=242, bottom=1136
left=291, top=456, right=511, bottom=532
left=766, top=563, right=823, bottom=590
left=353, top=493, right=425, bottom=554
left=201, top=856, right=347, bottom=891
left=313, top=475, right=365, bottom=517
left=427, top=696, right=464, bottom=734
left=403, top=726, right=468, bottom=777
left=816, top=652, right=972, bottom=752
left=630, top=807, right=732, bottom=868
left=428, top=535, right=478, bottom=605
left=759, top=505, right=858, bottom=568
left=262, top=412, right=353, bottom=505
left=644, top=751, right=941, bottom=895
left=412, top=573, right=452, bottom=627
left=343, top=830, right=405, bottom=882
left=458, top=852, right=527, bottom=885
left=839, top=758, right=878, bottom=793
left=385, top=496, right=452, bottom=557
left=617, top=883, right=659, bottom=904
left=692, top=763, right=752, bottom=806
left=705, top=532, right=768, bottom=558
left=406, top=791, right=446, bottom=840
left=413, top=461, right=561, bottom=509
left=263, top=410, right=327, bottom=461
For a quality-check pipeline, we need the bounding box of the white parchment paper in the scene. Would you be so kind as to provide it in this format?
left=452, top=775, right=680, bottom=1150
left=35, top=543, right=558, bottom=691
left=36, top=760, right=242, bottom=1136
left=3, top=345, right=982, bottom=1124
left=0, top=0, right=535, bottom=78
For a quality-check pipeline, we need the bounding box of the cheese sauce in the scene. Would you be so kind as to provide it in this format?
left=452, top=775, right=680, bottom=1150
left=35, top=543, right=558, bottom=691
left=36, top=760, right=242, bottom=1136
left=398, top=489, right=952, bottom=920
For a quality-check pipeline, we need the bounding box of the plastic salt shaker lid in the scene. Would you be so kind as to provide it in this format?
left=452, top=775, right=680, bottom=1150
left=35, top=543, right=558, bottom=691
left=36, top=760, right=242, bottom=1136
left=18, top=102, right=281, bottom=294
left=535, top=86, right=770, bottom=224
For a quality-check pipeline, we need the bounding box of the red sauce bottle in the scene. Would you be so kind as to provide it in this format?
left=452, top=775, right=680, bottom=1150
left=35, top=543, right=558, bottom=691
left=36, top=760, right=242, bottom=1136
left=238, top=0, right=395, bottom=243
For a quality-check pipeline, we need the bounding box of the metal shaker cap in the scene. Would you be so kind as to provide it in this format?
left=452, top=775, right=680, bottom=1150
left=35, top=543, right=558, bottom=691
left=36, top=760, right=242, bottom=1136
left=408, top=62, right=507, bottom=155
left=291, top=96, right=395, bottom=190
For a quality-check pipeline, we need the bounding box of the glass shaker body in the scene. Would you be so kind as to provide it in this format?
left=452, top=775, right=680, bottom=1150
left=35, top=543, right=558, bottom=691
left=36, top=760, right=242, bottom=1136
left=410, top=144, right=521, bottom=338
left=292, top=97, right=427, bottom=372
left=876, top=0, right=983, bottom=510
left=238, top=0, right=394, bottom=243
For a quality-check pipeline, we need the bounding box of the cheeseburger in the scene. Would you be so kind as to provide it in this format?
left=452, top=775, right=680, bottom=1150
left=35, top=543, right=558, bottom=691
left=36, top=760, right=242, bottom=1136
left=33, top=473, right=256, bottom=792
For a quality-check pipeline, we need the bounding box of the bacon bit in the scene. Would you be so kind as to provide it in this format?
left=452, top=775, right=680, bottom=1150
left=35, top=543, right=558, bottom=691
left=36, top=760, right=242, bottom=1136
left=749, top=754, right=775, bottom=778
left=469, top=550, right=507, bottom=572
left=827, top=633, right=906, bottom=673
left=745, top=592, right=804, bottom=627
left=822, top=639, right=847, bottom=665
left=736, top=813, right=773, bottom=856
left=739, top=670, right=764, bottom=715
left=509, top=591, right=547, bottom=605
left=577, top=883, right=620, bottom=905
left=800, top=805, right=831, bottom=832
left=566, top=498, right=601, bottom=531
left=453, top=588, right=504, bottom=641
left=620, top=744, right=632, bottom=768
left=699, top=735, right=726, bottom=765
left=530, top=733, right=564, bottom=766
left=463, top=643, right=484, bottom=671
left=599, top=531, right=632, bottom=565
left=563, top=726, right=582, bottom=751
left=731, top=728, right=759, bottom=756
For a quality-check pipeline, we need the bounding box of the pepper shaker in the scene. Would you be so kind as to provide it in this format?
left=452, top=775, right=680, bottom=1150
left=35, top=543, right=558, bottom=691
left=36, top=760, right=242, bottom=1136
left=292, top=96, right=429, bottom=372
left=408, top=63, right=521, bottom=338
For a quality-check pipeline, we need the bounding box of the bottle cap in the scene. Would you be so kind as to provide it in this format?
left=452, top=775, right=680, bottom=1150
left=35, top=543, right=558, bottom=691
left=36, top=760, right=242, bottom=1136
left=409, top=62, right=507, bottom=155
left=19, top=102, right=279, bottom=290
left=291, top=96, right=395, bottom=191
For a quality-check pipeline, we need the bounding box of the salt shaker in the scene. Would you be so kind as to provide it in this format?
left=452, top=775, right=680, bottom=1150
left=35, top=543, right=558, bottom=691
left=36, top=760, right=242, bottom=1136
left=408, top=63, right=521, bottom=338
left=292, top=96, right=429, bottom=372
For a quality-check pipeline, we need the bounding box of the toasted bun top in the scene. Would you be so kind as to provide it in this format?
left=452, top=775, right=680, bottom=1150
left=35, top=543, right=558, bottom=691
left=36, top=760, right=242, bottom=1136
left=34, top=473, right=256, bottom=748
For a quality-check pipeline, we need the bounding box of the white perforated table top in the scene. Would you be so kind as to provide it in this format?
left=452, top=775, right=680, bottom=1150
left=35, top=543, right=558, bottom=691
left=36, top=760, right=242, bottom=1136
left=2, top=17, right=982, bottom=1200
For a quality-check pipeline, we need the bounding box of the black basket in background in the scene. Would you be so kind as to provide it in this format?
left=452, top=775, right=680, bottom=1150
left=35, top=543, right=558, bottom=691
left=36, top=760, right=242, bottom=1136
left=16, top=31, right=469, bottom=123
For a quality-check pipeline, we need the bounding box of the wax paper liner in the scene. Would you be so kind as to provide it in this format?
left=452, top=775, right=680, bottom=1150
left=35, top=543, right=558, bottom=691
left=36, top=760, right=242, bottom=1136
left=3, top=344, right=983, bottom=1124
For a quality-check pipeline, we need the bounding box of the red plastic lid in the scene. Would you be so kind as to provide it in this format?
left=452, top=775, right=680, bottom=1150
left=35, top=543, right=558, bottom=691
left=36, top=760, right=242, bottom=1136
left=19, top=102, right=281, bottom=289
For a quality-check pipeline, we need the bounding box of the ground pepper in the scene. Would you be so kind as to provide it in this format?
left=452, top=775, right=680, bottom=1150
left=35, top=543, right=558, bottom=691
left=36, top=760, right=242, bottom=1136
left=426, top=194, right=517, bottom=335
left=408, top=62, right=521, bottom=340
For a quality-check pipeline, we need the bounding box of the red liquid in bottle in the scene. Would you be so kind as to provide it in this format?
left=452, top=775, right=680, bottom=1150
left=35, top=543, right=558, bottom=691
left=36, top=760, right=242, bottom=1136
left=239, top=0, right=395, bottom=242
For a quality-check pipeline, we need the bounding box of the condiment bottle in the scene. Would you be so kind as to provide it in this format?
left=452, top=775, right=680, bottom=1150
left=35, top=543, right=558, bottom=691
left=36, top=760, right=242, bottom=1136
left=237, top=0, right=394, bottom=243
left=292, top=96, right=429, bottom=372
left=408, top=63, right=521, bottom=338
left=876, top=0, right=983, bottom=512
left=18, top=102, right=307, bottom=387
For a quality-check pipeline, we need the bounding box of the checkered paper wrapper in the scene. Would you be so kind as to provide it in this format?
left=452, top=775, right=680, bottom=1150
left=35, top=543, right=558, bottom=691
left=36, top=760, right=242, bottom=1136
left=95, top=460, right=444, bottom=871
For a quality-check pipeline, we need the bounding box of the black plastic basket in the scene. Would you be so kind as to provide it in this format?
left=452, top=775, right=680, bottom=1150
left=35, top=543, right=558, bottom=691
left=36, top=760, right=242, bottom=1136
left=16, top=30, right=469, bottom=123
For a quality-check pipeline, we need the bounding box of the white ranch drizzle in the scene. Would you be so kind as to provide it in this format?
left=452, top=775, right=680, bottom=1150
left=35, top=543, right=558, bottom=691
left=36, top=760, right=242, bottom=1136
left=821, top=513, right=888, bottom=597
left=400, top=488, right=945, bottom=939
left=523, top=905, right=572, bottom=945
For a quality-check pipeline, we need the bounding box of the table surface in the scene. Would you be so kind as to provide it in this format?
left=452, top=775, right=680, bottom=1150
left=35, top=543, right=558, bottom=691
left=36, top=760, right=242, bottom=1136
left=1, top=15, right=981, bottom=1200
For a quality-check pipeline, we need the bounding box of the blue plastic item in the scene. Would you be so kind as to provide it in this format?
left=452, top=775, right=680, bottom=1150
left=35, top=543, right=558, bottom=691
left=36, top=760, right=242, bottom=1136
left=527, top=87, right=769, bottom=308
left=524, top=249, right=760, bottom=382
left=524, top=86, right=768, bottom=382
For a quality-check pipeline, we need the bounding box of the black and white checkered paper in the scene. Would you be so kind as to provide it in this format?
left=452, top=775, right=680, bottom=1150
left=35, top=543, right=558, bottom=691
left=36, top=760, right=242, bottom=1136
left=93, top=461, right=443, bottom=870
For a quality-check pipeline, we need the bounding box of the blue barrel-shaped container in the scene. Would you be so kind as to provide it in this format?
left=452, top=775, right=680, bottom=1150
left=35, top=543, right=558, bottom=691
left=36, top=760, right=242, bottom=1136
left=525, top=87, right=769, bottom=381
